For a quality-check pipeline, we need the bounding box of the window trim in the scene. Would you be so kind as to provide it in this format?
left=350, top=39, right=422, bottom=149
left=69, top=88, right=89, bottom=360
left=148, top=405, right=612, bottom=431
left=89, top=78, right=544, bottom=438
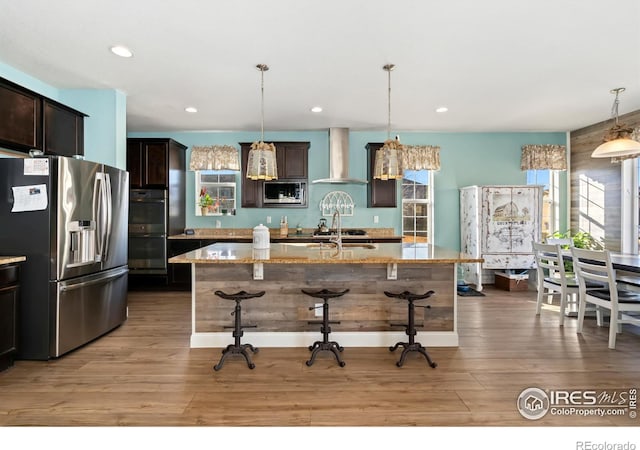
left=401, top=170, right=434, bottom=243
left=527, top=168, right=560, bottom=239
left=621, top=159, right=638, bottom=254
left=194, top=170, right=237, bottom=216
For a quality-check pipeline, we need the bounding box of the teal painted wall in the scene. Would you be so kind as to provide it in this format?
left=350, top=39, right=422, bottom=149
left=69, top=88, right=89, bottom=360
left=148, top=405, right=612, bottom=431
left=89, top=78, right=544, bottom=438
left=0, top=61, right=59, bottom=100
left=1, top=60, right=567, bottom=250
left=0, top=60, right=126, bottom=169
left=129, top=130, right=567, bottom=250
left=59, top=89, right=127, bottom=169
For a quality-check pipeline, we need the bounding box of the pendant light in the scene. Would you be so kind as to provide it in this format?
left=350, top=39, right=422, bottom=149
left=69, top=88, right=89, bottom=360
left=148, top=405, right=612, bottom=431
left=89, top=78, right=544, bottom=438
left=592, top=87, right=640, bottom=158
left=246, top=64, right=278, bottom=180
left=373, top=64, right=404, bottom=180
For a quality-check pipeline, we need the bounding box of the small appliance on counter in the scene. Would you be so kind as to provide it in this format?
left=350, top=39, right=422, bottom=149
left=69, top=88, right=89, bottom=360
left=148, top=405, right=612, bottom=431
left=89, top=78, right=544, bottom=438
left=317, top=218, right=328, bottom=234
left=252, top=223, right=270, bottom=259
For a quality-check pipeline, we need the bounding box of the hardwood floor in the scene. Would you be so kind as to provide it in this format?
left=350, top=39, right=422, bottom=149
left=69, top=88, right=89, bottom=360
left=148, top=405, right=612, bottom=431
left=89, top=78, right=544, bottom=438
left=1, top=286, right=639, bottom=427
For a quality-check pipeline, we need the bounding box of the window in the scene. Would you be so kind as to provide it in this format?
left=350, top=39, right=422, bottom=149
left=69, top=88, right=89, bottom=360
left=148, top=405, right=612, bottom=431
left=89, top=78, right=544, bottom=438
left=402, top=170, right=433, bottom=243
left=637, top=159, right=640, bottom=253
left=619, top=158, right=638, bottom=254
left=526, top=169, right=560, bottom=241
left=195, top=170, right=236, bottom=216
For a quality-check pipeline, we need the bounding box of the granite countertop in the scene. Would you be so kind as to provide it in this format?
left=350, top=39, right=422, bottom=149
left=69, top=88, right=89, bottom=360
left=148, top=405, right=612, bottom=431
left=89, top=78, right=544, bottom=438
left=168, top=227, right=401, bottom=240
left=168, top=242, right=483, bottom=265
left=0, top=256, right=26, bottom=266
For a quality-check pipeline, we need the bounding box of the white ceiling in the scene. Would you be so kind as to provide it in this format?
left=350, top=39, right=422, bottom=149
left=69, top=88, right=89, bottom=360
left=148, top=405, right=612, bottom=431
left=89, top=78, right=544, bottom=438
left=1, top=0, right=639, bottom=134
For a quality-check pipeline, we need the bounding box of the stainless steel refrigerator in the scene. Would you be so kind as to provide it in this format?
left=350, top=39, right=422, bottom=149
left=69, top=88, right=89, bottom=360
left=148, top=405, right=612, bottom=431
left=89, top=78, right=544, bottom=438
left=0, top=155, right=129, bottom=360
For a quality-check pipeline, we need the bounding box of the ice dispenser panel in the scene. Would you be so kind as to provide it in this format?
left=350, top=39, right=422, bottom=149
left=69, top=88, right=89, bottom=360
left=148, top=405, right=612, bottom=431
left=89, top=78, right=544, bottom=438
left=68, top=220, right=96, bottom=266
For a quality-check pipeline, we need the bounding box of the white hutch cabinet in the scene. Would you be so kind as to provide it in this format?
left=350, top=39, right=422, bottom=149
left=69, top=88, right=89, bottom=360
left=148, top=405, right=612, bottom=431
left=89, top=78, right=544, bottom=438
left=460, top=185, right=542, bottom=291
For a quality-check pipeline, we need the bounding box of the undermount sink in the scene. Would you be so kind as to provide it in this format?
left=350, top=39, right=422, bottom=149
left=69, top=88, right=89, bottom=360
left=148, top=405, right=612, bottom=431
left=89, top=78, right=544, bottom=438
left=305, top=243, right=377, bottom=250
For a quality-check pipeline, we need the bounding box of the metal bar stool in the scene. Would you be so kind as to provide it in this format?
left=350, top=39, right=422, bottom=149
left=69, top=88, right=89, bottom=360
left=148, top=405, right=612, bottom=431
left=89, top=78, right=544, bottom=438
left=385, top=290, right=437, bottom=368
left=302, top=288, right=349, bottom=367
left=213, top=289, right=265, bottom=371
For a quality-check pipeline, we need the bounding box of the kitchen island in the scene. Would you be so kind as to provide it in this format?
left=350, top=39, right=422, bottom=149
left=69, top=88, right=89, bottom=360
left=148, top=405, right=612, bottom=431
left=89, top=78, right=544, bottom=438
left=168, top=242, right=482, bottom=348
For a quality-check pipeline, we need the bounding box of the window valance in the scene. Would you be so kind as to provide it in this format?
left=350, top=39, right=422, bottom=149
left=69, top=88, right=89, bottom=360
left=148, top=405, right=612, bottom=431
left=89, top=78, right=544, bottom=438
left=403, top=145, right=441, bottom=171
left=189, top=145, right=240, bottom=171
left=520, top=144, right=567, bottom=171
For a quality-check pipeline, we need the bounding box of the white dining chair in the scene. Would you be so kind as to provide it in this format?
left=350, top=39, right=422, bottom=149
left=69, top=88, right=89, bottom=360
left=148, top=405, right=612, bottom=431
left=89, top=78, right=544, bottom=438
left=571, top=248, right=640, bottom=349
left=544, top=238, right=575, bottom=306
left=533, top=242, right=580, bottom=326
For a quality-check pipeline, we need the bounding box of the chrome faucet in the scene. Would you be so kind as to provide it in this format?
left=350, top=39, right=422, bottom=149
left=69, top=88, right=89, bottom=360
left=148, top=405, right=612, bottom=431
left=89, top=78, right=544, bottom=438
left=329, top=207, right=343, bottom=253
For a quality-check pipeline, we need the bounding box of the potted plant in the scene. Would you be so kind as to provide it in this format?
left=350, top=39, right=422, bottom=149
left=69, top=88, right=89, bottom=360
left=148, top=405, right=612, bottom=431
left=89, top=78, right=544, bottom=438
left=549, top=230, right=601, bottom=273
left=199, top=188, right=214, bottom=215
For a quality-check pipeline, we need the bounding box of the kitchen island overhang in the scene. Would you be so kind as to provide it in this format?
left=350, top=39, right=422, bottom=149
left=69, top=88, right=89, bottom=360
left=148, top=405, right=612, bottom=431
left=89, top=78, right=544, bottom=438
left=169, top=242, right=483, bottom=349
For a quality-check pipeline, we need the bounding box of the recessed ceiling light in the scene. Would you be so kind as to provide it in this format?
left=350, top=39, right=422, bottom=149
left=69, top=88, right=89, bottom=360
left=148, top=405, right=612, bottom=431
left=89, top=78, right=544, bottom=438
left=185, top=107, right=198, bottom=113
left=435, top=106, right=448, bottom=113
left=110, top=45, right=133, bottom=58
left=311, top=106, right=323, bottom=113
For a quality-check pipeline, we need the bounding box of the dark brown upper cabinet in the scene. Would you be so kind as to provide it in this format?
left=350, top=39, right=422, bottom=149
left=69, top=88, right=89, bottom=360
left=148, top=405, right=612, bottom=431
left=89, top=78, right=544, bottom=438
left=43, top=100, right=85, bottom=157
left=275, top=142, right=309, bottom=178
left=240, top=141, right=309, bottom=208
left=0, top=80, right=42, bottom=151
left=127, top=138, right=187, bottom=189
left=366, top=142, right=397, bottom=208
left=0, top=77, right=86, bottom=157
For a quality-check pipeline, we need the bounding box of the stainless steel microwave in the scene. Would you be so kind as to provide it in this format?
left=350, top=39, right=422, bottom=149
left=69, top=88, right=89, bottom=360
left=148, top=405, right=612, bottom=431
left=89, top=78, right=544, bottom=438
left=263, top=180, right=306, bottom=205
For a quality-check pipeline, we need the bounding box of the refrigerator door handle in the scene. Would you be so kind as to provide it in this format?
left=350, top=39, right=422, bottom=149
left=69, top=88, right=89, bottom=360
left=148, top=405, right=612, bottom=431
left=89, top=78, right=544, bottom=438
left=93, top=172, right=109, bottom=262
left=103, top=173, right=113, bottom=260
left=59, top=266, right=128, bottom=292
left=92, top=174, right=102, bottom=261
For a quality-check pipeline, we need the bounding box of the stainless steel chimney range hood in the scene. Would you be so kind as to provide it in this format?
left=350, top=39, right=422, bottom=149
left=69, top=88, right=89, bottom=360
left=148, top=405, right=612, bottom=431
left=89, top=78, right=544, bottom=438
left=311, top=127, right=368, bottom=184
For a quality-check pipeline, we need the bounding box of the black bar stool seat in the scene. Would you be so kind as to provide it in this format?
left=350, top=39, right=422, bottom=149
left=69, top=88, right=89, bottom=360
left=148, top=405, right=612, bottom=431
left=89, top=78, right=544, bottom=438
left=213, top=290, right=265, bottom=371
left=302, top=288, right=349, bottom=367
left=385, top=290, right=437, bottom=368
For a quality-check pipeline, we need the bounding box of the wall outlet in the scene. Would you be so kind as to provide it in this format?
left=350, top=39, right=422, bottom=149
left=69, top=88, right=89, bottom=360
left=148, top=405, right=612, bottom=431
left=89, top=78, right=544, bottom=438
left=315, top=303, right=322, bottom=317
left=266, top=216, right=272, bottom=224
left=215, top=220, right=221, bottom=228
left=374, top=215, right=379, bottom=224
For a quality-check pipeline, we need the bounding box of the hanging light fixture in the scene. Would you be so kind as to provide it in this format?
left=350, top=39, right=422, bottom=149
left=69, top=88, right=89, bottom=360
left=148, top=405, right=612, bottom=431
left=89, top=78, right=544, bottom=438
left=592, top=87, right=640, bottom=158
left=373, top=64, right=404, bottom=180
left=246, top=64, right=278, bottom=180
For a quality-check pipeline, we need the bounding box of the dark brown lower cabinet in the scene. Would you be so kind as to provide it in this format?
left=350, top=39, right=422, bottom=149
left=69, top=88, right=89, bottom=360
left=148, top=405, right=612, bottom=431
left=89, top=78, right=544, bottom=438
left=167, top=239, right=219, bottom=290
left=0, top=264, right=20, bottom=372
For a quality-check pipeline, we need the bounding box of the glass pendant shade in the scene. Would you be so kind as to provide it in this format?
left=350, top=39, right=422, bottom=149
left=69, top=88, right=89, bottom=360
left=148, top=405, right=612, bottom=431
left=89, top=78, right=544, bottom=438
left=246, top=63, right=278, bottom=180
left=591, top=87, right=640, bottom=158
left=246, top=141, right=278, bottom=180
left=374, top=138, right=404, bottom=180
left=592, top=138, right=640, bottom=158
left=374, top=64, right=403, bottom=180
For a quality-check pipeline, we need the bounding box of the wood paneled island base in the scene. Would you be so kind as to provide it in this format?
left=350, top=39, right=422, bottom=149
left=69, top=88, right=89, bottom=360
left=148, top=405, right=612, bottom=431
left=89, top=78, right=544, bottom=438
left=169, top=242, right=484, bottom=348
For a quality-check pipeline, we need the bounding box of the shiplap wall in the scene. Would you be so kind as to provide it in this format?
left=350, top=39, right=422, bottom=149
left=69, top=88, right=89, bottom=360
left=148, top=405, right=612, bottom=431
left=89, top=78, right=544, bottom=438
left=570, top=109, right=640, bottom=251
